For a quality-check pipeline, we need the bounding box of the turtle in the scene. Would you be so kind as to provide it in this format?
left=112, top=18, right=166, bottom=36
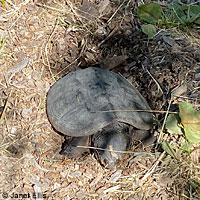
left=47, top=67, right=154, bottom=169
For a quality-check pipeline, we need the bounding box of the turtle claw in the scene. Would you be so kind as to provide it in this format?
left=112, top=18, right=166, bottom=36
left=98, top=150, right=119, bottom=170
left=60, top=136, right=90, bottom=158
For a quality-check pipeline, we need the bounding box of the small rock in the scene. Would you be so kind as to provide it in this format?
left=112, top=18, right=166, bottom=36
left=193, top=65, right=200, bottom=73
left=10, top=126, right=17, bottom=134
left=76, top=191, right=86, bottom=199
left=21, top=108, right=32, bottom=118
left=75, top=164, right=79, bottom=170
left=195, top=73, right=200, bottom=80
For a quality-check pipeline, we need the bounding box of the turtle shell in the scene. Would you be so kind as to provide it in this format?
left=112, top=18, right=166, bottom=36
left=47, top=67, right=153, bottom=137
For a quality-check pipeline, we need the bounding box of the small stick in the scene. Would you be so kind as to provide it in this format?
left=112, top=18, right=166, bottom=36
left=77, top=145, right=152, bottom=156
left=98, top=26, right=118, bottom=47
left=0, top=95, right=10, bottom=125
left=107, top=0, right=126, bottom=23
left=38, top=149, right=52, bottom=164
left=36, top=3, right=66, bottom=13
left=45, top=18, right=59, bottom=81
left=141, top=151, right=165, bottom=182
left=145, top=67, right=164, bottom=95
left=98, top=109, right=177, bottom=114
left=157, top=99, right=172, bottom=144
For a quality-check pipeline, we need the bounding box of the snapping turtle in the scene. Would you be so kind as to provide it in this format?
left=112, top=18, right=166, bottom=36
left=47, top=67, right=153, bottom=169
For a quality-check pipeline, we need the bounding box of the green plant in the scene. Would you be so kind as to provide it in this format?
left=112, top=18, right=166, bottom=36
left=0, top=36, right=7, bottom=52
left=164, top=102, right=200, bottom=157
left=166, top=102, right=200, bottom=144
left=137, top=2, right=200, bottom=38
left=1, top=0, right=6, bottom=7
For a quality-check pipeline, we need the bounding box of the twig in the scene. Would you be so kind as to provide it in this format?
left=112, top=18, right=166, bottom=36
left=144, top=66, right=164, bottom=95
left=55, top=56, right=80, bottom=77
left=157, top=99, right=172, bottom=144
left=98, top=25, right=118, bottom=47
left=38, top=149, right=52, bottom=164
left=173, top=95, right=200, bottom=101
left=35, top=3, right=66, bottom=13
left=0, top=92, right=12, bottom=125
left=55, top=39, right=87, bottom=76
left=45, top=18, right=60, bottom=81
left=107, top=0, right=126, bottom=23
left=98, top=109, right=177, bottom=114
left=77, top=145, right=153, bottom=155
left=141, top=151, right=165, bottom=182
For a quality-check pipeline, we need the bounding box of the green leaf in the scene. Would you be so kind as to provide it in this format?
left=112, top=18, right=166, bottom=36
left=174, top=4, right=187, bottom=22
left=179, top=102, right=200, bottom=144
left=137, top=3, right=162, bottom=24
left=1, top=0, right=6, bottom=7
left=189, top=6, right=200, bottom=16
left=166, top=3, right=182, bottom=22
left=189, top=6, right=200, bottom=24
left=166, top=114, right=183, bottom=135
left=0, top=36, right=7, bottom=51
left=165, top=3, right=188, bottom=25
left=141, top=24, right=157, bottom=39
left=162, top=140, right=175, bottom=158
left=180, top=140, right=192, bottom=152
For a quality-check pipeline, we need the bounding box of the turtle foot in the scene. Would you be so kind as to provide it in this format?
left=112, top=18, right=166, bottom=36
left=60, top=136, right=90, bottom=158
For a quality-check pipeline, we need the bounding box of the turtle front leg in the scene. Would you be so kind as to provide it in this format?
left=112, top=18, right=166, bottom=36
left=60, top=136, right=90, bottom=158
left=93, top=131, right=128, bottom=170
left=130, top=129, right=156, bottom=147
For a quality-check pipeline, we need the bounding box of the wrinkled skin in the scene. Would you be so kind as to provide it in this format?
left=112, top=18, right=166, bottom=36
left=60, top=122, right=154, bottom=169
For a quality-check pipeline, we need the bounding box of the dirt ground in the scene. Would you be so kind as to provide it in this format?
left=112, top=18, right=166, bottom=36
left=0, top=0, right=200, bottom=199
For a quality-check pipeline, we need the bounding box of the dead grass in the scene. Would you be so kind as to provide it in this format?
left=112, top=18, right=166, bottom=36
left=0, top=0, right=200, bottom=199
